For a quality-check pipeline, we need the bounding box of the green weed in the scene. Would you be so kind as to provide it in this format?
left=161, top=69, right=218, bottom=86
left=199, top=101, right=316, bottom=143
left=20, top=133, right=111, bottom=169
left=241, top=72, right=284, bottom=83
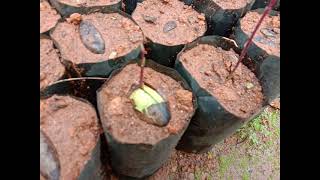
left=218, top=155, right=235, bottom=177
left=236, top=109, right=280, bottom=148
left=194, top=169, right=202, bottom=180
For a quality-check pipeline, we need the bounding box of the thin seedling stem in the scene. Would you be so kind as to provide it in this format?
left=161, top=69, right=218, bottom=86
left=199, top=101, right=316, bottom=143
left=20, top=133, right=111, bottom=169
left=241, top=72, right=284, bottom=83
left=227, top=0, right=277, bottom=80
left=139, top=44, right=147, bottom=87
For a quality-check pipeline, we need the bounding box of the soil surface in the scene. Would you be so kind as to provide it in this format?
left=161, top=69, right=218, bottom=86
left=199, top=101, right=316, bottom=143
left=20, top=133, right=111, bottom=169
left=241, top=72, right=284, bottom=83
left=40, top=37, right=65, bottom=90
left=179, top=44, right=264, bottom=118
left=40, top=0, right=61, bottom=33
left=213, top=0, right=252, bottom=9
left=56, top=0, right=121, bottom=6
left=212, top=0, right=252, bottom=9
left=97, top=63, right=194, bottom=144
left=51, top=12, right=143, bottom=64
left=132, top=0, right=206, bottom=46
left=270, top=97, right=280, bottom=109
left=40, top=174, right=46, bottom=180
left=240, top=11, right=280, bottom=57
left=40, top=95, right=101, bottom=180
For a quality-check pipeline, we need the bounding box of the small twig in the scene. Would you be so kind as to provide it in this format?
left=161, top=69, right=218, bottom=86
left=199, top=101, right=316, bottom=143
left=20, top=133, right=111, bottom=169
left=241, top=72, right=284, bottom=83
left=139, top=44, right=147, bottom=87
left=48, top=77, right=107, bottom=86
left=236, top=134, right=249, bottom=146
left=227, top=0, right=277, bottom=80
left=221, top=37, right=239, bottom=48
left=269, top=104, right=280, bottom=110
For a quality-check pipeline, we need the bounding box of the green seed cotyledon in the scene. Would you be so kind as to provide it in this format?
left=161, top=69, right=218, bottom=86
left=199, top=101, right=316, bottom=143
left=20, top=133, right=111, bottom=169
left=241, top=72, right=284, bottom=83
left=130, top=85, right=171, bottom=126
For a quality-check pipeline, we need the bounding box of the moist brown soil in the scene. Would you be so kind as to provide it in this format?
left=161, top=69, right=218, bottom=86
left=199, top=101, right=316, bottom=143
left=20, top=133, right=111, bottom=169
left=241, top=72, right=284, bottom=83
left=50, top=12, right=143, bottom=64
left=147, top=148, right=219, bottom=180
left=40, top=174, right=46, bottom=180
left=270, top=97, right=280, bottom=110
left=40, top=95, right=101, bottom=180
left=213, top=0, right=252, bottom=9
left=240, top=11, right=280, bottom=57
left=40, top=0, right=61, bottom=33
left=57, top=0, right=121, bottom=6
left=179, top=44, right=264, bottom=118
left=132, top=0, right=206, bottom=46
left=97, top=63, right=194, bottom=144
left=40, top=37, right=65, bottom=90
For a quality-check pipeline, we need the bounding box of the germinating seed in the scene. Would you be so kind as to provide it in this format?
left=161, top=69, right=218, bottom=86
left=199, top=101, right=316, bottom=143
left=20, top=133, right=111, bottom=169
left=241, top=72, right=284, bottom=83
left=144, top=102, right=171, bottom=126
left=130, top=85, right=171, bottom=127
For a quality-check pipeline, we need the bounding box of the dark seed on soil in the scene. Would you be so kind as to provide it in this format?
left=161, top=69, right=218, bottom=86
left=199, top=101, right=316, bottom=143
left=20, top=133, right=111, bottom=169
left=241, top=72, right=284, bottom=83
left=40, top=130, right=60, bottom=180
left=254, top=36, right=276, bottom=47
left=163, top=21, right=177, bottom=33
left=79, top=20, right=105, bottom=54
left=144, top=102, right=171, bottom=126
left=52, top=98, right=69, bottom=111
left=260, top=28, right=277, bottom=38
left=143, top=14, right=157, bottom=23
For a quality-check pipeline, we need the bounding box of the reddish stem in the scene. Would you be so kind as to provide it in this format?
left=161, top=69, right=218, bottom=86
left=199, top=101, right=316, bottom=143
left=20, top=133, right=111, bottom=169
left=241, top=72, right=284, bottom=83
left=139, top=45, right=147, bottom=87
left=227, top=0, right=277, bottom=79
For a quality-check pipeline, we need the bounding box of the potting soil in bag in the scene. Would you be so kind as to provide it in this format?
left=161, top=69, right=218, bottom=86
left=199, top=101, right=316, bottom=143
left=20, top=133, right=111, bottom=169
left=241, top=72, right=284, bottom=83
left=175, top=36, right=279, bottom=153
left=50, top=10, right=143, bottom=77
left=131, top=0, right=206, bottom=67
left=234, top=9, right=280, bottom=102
left=50, top=0, right=121, bottom=17
left=191, top=0, right=255, bottom=36
left=97, top=60, right=196, bottom=178
left=40, top=95, right=106, bottom=179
